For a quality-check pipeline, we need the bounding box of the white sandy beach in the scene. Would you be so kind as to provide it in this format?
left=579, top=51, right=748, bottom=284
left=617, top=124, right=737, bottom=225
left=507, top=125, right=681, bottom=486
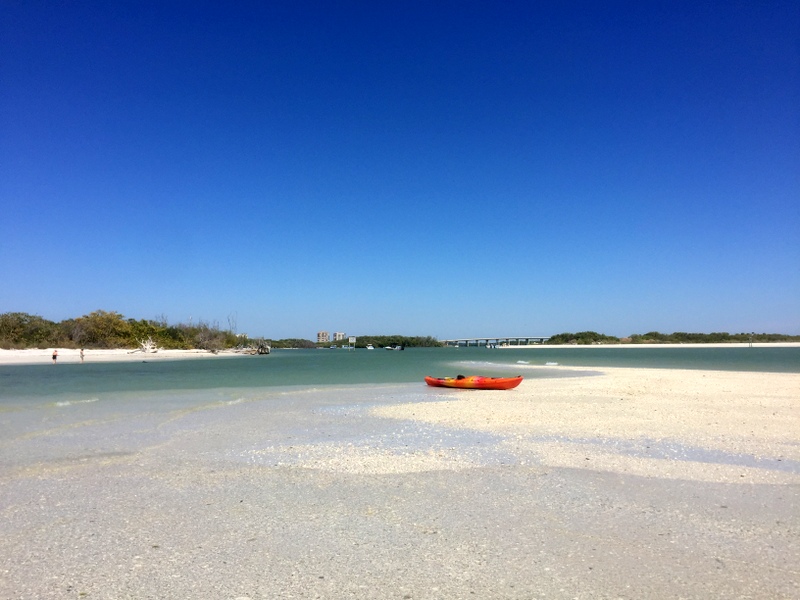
left=375, top=366, right=800, bottom=485
left=0, top=347, right=243, bottom=365
left=1, top=353, right=798, bottom=598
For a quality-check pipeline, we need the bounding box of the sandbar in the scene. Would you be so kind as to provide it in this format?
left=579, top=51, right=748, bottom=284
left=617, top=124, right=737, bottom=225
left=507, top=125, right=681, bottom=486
left=374, top=366, right=800, bottom=485
left=1, top=365, right=798, bottom=598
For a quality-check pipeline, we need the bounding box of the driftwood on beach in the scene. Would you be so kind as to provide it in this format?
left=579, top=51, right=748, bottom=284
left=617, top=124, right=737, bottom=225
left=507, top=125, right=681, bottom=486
left=251, top=341, right=271, bottom=355
left=236, top=340, right=271, bottom=355
left=127, top=336, right=159, bottom=354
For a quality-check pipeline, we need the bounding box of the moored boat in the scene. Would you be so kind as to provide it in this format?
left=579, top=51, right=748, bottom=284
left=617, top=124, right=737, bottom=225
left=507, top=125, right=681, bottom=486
left=424, top=375, right=523, bottom=390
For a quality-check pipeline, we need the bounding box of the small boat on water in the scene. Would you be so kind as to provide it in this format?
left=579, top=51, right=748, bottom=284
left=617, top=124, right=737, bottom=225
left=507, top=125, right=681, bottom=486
left=424, top=375, right=523, bottom=390
left=366, top=344, right=375, bottom=350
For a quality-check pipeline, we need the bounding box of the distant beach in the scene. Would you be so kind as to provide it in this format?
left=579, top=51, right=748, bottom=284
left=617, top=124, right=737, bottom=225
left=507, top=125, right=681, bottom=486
left=495, top=342, right=800, bottom=349
left=0, top=347, right=244, bottom=365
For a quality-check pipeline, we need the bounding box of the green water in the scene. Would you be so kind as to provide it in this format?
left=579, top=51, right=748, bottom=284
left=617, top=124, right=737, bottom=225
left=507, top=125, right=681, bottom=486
left=1, top=346, right=797, bottom=477
left=1, top=346, right=797, bottom=403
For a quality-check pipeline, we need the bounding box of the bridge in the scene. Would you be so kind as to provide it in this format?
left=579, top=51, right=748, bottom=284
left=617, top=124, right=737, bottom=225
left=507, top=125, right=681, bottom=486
left=441, top=336, right=550, bottom=348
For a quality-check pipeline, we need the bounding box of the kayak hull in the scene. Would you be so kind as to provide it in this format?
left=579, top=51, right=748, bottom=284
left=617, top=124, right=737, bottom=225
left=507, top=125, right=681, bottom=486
left=424, top=375, right=523, bottom=390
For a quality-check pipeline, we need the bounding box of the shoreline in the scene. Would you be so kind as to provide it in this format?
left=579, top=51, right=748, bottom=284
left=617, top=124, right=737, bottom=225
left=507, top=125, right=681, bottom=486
left=495, top=342, right=800, bottom=349
left=374, top=365, right=800, bottom=484
left=1, top=341, right=798, bottom=366
left=2, top=363, right=798, bottom=597
left=0, top=347, right=250, bottom=365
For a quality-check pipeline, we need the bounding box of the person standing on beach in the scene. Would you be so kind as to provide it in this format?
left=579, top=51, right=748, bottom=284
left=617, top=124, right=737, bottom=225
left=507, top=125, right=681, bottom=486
left=52, top=349, right=58, bottom=364
left=80, top=348, right=84, bottom=363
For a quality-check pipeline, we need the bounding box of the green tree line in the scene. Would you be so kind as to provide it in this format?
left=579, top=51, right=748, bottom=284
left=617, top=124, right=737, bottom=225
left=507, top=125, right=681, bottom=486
left=547, top=331, right=621, bottom=345
left=0, top=312, right=444, bottom=351
left=0, top=311, right=249, bottom=351
left=318, top=335, right=442, bottom=348
left=268, top=338, right=318, bottom=349
left=547, top=331, right=800, bottom=345
left=5, top=311, right=795, bottom=350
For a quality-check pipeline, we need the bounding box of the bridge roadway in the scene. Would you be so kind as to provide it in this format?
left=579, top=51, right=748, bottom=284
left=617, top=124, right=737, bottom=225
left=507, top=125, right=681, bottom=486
left=441, top=336, right=550, bottom=347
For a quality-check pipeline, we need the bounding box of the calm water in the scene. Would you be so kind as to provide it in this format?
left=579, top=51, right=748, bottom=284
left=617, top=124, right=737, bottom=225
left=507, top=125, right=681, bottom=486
left=1, top=346, right=798, bottom=475
left=1, top=346, right=798, bottom=404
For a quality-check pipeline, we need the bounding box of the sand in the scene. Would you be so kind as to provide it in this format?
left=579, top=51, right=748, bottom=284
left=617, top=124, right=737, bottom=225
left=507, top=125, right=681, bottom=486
left=0, top=347, right=245, bottom=365
left=375, top=367, right=800, bottom=485
left=1, top=363, right=798, bottom=598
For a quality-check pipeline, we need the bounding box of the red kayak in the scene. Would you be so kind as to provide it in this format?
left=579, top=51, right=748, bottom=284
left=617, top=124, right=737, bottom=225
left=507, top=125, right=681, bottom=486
left=424, top=375, right=523, bottom=390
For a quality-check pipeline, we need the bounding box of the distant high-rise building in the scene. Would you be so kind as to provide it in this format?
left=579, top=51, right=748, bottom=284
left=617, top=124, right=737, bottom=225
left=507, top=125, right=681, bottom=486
left=333, top=332, right=346, bottom=341
left=317, top=331, right=330, bottom=344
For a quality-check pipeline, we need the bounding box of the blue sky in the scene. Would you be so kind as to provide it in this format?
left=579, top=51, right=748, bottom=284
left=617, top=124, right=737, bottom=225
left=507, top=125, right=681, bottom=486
left=2, top=1, right=798, bottom=339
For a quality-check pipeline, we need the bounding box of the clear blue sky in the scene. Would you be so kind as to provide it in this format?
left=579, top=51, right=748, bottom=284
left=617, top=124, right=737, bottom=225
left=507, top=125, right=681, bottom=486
left=2, top=1, right=798, bottom=339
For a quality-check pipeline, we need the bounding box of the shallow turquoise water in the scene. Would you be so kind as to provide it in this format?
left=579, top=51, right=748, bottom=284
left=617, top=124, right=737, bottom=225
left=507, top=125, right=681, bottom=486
left=1, top=346, right=797, bottom=404
left=1, top=345, right=797, bottom=482
left=488, top=345, right=800, bottom=372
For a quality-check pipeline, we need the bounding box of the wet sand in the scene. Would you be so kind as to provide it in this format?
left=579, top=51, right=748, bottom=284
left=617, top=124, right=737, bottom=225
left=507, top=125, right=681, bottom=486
left=1, top=368, right=798, bottom=598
